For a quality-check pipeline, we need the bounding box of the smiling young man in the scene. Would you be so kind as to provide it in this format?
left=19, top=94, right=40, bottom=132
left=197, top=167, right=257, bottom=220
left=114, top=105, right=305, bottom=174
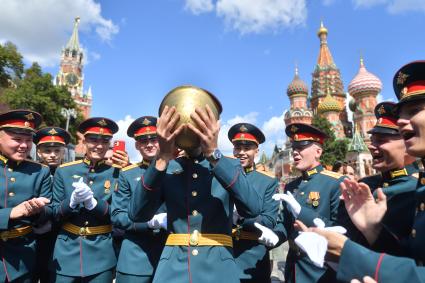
left=228, top=123, right=279, bottom=283
left=51, top=117, right=120, bottom=283
left=273, top=123, right=345, bottom=283
left=111, top=116, right=168, bottom=283
left=0, top=110, right=52, bottom=283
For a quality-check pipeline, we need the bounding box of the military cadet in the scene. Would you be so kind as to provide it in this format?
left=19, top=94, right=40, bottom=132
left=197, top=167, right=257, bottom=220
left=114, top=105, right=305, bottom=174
left=51, top=117, right=120, bottom=283
left=0, top=110, right=52, bottom=283
left=357, top=101, right=419, bottom=252
left=294, top=61, right=425, bottom=283
left=227, top=122, right=279, bottom=283
left=129, top=96, right=262, bottom=281
left=32, top=127, right=71, bottom=283
left=111, top=116, right=168, bottom=283
left=273, top=123, right=345, bottom=283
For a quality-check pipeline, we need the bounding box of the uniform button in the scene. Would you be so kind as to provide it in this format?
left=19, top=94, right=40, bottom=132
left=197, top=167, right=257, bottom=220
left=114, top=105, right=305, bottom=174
left=7, top=168, right=12, bottom=172
left=90, top=169, right=95, bottom=173
left=89, top=180, right=94, bottom=185
left=300, top=192, right=305, bottom=195
left=191, top=191, right=197, bottom=197
left=194, top=160, right=199, bottom=164
left=84, top=221, right=89, bottom=226
left=412, top=229, right=416, bottom=238
left=192, top=173, right=198, bottom=179
left=383, top=182, right=389, bottom=188
left=8, top=192, right=15, bottom=197
left=10, top=177, right=15, bottom=183
left=192, top=210, right=198, bottom=216
left=192, top=249, right=199, bottom=256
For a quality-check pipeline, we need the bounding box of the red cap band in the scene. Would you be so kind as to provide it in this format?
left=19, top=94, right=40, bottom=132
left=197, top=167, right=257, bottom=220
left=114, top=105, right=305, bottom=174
left=0, top=119, right=35, bottom=130
left=38, top=135, right=65, bottom=145
left=84, top=126, right=113, bottom=136
left=232, top=133, right=258, bottom=144
left=376, top=117, right=398, bottom=129
left=134, top=126, right=157, bottom=138
left=291, top=132, right=325, bottom=144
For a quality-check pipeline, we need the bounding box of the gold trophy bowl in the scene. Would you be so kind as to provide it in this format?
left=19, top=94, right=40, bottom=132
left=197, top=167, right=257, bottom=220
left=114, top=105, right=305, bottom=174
left=159, top=85, right=222, bottom=150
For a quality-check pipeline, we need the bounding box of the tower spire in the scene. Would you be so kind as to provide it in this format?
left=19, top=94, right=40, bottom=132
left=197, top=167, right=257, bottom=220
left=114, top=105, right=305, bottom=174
left=66, top=17, right=81, bottom=51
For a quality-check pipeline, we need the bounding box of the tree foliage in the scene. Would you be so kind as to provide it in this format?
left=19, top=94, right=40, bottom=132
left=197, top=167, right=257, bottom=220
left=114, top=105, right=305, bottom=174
left=1, top=62, right=83, bottom=142
left=0, top=42, right=24, bottom=89
left=312, top=115, right=349, bottom=167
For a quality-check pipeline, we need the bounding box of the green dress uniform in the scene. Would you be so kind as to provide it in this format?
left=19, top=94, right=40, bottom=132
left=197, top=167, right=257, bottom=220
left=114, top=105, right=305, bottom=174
left=0, top=110, right=52, bottom=283
left=50, top=118, right=119, bottom=282
left=112, top=161, right=167, bottom=283
left=111, top=115, right=167, bottom=283
left=227, top=122, right=279, bottom=283
left=232, top=167, right=278, bottom=283
left=33, top=127, right=71, bottom=283
left=129, top=154, right=262, bottom=283
left=283, top=123, right=345, bottom=283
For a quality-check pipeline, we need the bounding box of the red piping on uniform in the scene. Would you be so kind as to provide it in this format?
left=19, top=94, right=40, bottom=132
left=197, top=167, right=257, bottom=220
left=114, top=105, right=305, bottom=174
left=374, top=253, right=385, bottom=282
left=3, top=167, right=8, bottom=208
left=141, top=175, right=153, bottom=191
left=225, top=170, right=239, bottom=189
left=79, top=237, right=84, bottom=277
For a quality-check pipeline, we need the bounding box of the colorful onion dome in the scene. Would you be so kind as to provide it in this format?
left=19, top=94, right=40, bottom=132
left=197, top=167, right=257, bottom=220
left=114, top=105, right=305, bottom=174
left=318, top=89, right=341, bottom=113
left=287, top=67, right=308, bottom=96
left=348, top=58, right=382, bottom=96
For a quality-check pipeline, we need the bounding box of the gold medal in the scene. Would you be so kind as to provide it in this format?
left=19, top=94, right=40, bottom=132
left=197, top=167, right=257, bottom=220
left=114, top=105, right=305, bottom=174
left=312, top=200, right=319, bottom=207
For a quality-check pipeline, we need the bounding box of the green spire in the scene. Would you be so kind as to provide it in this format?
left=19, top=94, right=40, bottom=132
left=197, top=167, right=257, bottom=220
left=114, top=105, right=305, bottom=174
left=66, top=17, right=81, bottom=51
left=348, top=126, right=368, bottom=153
left=259, top=151, right=268, bottom=164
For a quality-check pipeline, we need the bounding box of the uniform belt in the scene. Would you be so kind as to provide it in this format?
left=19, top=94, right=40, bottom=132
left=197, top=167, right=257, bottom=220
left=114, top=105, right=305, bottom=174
left=0, top=226, right=32, bottom=241
left=166, top=232, right=233, bottom=247
left=231, top=228, right=258, bottom=241
left=288, top=239, right=304, bottom=257
left=62, top=223, right=112, bottom=236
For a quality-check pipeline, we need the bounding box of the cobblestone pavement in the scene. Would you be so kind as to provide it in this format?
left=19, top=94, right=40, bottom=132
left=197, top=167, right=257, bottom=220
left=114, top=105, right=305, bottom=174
left=270, top=242, right=288, bottom=282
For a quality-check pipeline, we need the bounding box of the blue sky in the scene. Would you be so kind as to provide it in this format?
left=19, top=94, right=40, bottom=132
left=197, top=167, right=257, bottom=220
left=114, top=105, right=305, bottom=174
left=1, top=0, right=425, bottom=161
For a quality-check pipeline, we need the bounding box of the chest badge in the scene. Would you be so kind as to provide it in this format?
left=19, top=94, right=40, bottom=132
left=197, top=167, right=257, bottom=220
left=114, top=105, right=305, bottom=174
left=104, top=180, right=111, bottom=194
left=308, top=191, right=320, bottom=207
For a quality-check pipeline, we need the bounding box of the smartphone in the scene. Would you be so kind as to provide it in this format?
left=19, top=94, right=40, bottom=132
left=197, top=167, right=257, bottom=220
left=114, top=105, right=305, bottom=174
left=113, top=140, right=126, bottom=153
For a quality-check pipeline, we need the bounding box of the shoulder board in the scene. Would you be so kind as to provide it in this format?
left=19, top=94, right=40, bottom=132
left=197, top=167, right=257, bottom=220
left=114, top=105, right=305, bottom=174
left=320, top=170, right=344, bottom=179
left=256, top=170, right=276, bottom=179
left=122, top=163, right=140, bottom=172
left=111, top=164, right=122, bottom=169
left=59, top=160, right=83, bottom=168
left=411, top=172, right=419, bottom=179
left=359, top=174, right=381, bottom=182
left=24, top=159, right=48, bottom=167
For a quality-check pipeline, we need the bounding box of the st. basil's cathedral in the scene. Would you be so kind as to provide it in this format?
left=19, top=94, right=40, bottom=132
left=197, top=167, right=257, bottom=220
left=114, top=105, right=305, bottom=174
left=276, top=21, right=382, bottom=179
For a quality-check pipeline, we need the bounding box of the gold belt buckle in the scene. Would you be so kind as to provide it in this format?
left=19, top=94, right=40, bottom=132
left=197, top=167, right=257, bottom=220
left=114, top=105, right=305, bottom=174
left=189, top=230, right=199, bottom=246
left=79, top=227, right=87, bottom=237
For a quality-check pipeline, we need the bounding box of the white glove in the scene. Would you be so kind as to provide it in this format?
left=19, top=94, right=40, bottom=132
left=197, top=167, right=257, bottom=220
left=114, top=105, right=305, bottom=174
left=70, top=178, right=92, bottom=208
left=233, top=205, right=243, bottom=225
left=272, top=191, right=301, bottom=218
left=70, top=178, right=94, bottom=209
left=83, top=196, right=98, bottom=210
left=33, top=220, right=52, bottom=234
left=147, top=213, right=167, bottom=230
left=254, top=222, right=279, bottom=247
left=294, top=218, right=347, bottom=268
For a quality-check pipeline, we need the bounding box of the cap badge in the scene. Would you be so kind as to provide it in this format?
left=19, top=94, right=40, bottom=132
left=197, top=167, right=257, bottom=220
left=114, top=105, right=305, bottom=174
left=240, top=134, right=245, bottom=138
left=377, top=105, right=386, bottom=115
left=142, top=118, right=151, bottom=126
left=396, top=72, right=409, bottom=85
left=24, top=121, right=30, bottom=127
left=99, top=128, right=105, bottom=134
left=98, top=119, right=107, bottom=126
left=48, top=128, right=58, bottom=135
left=291, top=125, right=298, bottom=133
left=24, top=113, right=34, bottom=120
left=239, top=125, right=248, bottom=132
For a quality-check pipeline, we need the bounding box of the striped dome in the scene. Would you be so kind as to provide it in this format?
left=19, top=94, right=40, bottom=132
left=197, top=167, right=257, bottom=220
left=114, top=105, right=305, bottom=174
left=348, top=59, right=382, bottom=97
left=287, top=68, right=308, bottom=96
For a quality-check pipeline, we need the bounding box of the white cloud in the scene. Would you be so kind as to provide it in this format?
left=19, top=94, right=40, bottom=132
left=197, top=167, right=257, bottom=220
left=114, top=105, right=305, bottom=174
left=184, top=0, right=307, bottom=34
left=0, top=0, right=118, bottom=67
left=352, top=0, right=388, bottom=9
left=322, top=0, right=336, bottom=6
left=260, top=112, right=286, bottom=158
left=115, top=115, right=142, bottom=163
left=185, top=0, right=215, bottom=14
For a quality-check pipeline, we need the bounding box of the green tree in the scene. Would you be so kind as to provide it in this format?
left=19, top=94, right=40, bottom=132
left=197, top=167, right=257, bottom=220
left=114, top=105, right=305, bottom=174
left=0, top=42, right=24, bottom=88
left=1, top=63, right=83, bottom=141
left=312, top=115, right=349, bottom=167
